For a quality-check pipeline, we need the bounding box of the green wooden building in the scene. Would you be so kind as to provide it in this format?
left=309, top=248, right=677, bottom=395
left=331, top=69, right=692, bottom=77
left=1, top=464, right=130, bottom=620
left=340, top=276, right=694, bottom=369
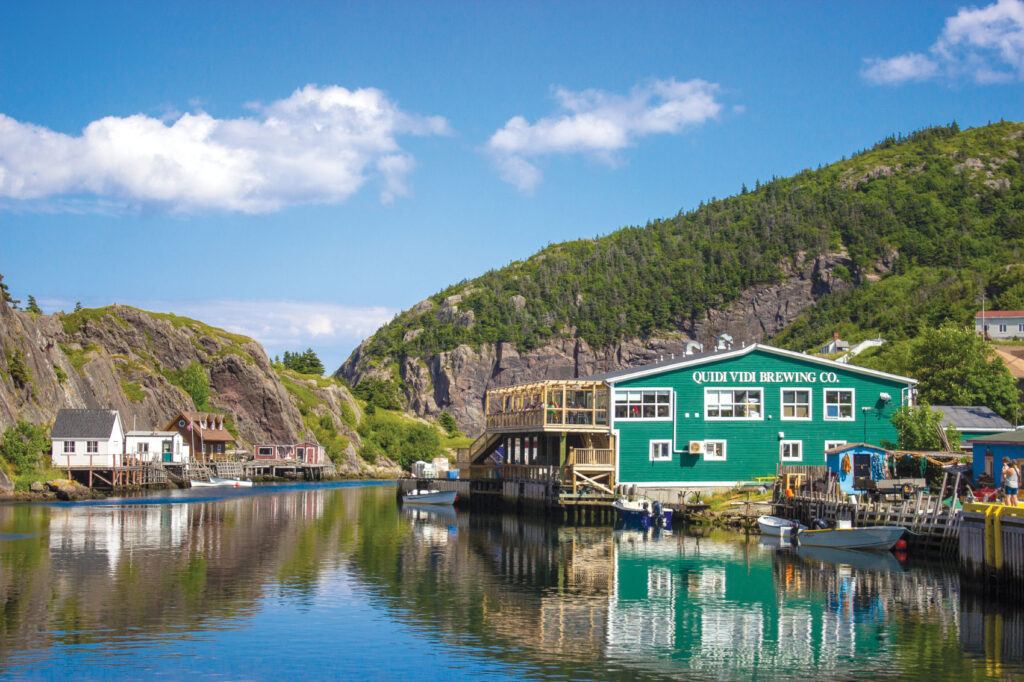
left=596, top=344, right=916, bottom=489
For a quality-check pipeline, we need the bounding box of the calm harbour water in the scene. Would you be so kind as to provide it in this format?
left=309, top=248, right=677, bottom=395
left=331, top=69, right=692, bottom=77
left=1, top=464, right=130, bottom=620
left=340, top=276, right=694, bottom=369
left=0, top=482, right=1021, bottom=680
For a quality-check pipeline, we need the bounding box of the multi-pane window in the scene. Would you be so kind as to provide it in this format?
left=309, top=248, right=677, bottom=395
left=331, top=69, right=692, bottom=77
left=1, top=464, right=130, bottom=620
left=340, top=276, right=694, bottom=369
left=615, top=390, right=671, bottom=420
left=780, top=440, right=803, bottom=462
left=705, top=388, right=763, bottom=419
left=649, top=440, right=672, bottom=462
left=824, top=389, right=855, bottom=420
left=63, top=441, right=75, bottom=454
left=704, top=440, right=727, bottom=461
left=87, top=441, right=98, bottom=453
left=780, top=389, right=811, bottom=420
left=1000, top=324, right=1008, bottom=333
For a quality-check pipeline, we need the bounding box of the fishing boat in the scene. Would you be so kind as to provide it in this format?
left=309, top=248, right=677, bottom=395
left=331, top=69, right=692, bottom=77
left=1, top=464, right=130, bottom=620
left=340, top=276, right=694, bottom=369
left=192, top=477, right=254, bottom=488
left=795, top=522, right=905, bottom=551
left=757, top=515, right=807, bottom=537
left=612, top=497, right=673, bottom=530
left=402, top=489, right=457, bottom=505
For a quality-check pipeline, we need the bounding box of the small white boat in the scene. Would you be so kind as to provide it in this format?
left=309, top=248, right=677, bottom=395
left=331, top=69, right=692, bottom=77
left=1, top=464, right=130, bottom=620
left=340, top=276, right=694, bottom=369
left=402, top=489, right=457, bottom=505
left=795, top=524, right=905, bottom=551
left=757, top=515, right=807, bottom=537
left=192, top=477, right=254, bottom=488
left=613, top=498, right=673, bottom=529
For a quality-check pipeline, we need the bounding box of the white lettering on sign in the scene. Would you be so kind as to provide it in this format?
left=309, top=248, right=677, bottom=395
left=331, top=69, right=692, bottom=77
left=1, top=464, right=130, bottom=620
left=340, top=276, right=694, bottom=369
left=692, top=370, right=842, bottom=384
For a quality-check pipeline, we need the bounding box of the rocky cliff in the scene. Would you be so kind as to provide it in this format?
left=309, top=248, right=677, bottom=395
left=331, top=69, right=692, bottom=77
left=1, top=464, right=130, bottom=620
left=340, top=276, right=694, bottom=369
left=341, top=251, right=855, bottom=435
left=0, top=299, right=394, bottom=476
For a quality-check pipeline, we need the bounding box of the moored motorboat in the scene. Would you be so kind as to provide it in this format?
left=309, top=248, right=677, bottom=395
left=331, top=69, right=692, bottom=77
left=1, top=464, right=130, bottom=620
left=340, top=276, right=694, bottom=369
left=402, top=489, right=457, bottom=505
left=795, top=524, right=905, bottom=551
left=757, top=515, right=807, bottom=537
left=613, top=497, right=673, bottom=530
left=192, top=477, right=254, bottom=488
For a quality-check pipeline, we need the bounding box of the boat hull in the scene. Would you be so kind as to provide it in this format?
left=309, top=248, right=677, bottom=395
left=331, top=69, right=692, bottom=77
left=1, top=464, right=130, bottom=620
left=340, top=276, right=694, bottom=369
left=795, top=525, right=905, bottom=551
left=402, top=490, right=457, bottom=505
left=757, top=515, right=807, bottom=537
left=192, top=477, right=254, bottom=488
left=613, top=500, right=673, bottom=530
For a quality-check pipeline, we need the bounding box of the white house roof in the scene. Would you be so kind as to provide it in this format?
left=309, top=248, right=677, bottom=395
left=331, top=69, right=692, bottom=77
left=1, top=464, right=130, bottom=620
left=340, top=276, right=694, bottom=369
left=51, top=409, right=120, bottom=439
left=126, top=430, right=179, bottom=437
left=588, top=343, right=918, bottom=386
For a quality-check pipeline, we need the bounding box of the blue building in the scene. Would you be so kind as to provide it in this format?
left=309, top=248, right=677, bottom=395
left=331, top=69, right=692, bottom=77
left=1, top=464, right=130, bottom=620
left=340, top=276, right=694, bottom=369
left=971, top=430, right=1024, bottom=486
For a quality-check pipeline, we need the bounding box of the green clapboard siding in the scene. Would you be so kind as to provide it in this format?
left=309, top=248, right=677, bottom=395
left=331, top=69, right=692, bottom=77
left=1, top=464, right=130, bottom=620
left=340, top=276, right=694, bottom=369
left=611, top=348, right=913, bottom=485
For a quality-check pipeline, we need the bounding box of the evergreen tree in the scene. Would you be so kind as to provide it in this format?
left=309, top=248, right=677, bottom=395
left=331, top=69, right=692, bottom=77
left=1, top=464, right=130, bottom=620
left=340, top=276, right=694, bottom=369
left=282, top=348, right=325, bottom=375
left=74, top=301, right=82, bottom=312
left=181, top=362, right=210, bottom=410
left=0, top=274, right=11, bottom=304
left=25, top=295, right=41, bottom=314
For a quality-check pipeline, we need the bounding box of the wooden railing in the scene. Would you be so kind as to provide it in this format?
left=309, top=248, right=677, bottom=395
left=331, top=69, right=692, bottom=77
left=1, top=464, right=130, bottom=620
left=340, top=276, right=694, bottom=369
left=570, top=448, right=614, bottom=467
left=467, top=464, right=563, bottom=482
left=485, top=408, right=610, bottom=431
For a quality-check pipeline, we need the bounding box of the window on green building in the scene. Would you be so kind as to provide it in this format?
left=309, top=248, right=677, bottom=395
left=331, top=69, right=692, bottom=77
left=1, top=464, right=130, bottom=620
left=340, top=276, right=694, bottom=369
left=615, top=390, right=671, bottom=420
left=824, top=389, right=855, bottom=421
left=780, top=440, right=803, bottom=462
left=649, top=440, right=672, bottom=461
left=705, top=388, right=762, bottom=420
left=704, top=440, right=726, bottom=461
left=780, top=388, right=811, bottom=420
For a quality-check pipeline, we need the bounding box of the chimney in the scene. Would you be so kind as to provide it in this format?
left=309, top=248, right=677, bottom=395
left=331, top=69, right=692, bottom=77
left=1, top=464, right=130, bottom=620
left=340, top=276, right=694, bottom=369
left=834, top=331, right=839, bottom=341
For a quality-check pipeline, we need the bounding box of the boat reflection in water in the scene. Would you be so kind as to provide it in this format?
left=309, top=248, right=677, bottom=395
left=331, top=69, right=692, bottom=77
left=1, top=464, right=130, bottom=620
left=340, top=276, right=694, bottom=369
left=2, top=483, right=1024, bottom=679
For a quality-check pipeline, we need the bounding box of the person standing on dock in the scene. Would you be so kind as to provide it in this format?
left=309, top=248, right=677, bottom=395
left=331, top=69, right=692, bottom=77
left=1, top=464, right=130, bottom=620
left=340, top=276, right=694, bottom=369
left=1002, top=457, right=1020, bottom=507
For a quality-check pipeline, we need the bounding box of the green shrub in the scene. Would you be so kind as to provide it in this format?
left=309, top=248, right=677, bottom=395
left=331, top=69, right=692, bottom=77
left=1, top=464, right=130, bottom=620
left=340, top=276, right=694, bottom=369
left=438, top=412, right=459, bottom=436
left=339, top=401, right=357, bottom=428
left=121, top=380, right=146, bottom=403
left=180, top=362, right=210, bottom=410
left=5, top=349, right=32, bottom=389
left=53, top=365, right=68, bottom=383
left=0, top=421, right=49, bottom=476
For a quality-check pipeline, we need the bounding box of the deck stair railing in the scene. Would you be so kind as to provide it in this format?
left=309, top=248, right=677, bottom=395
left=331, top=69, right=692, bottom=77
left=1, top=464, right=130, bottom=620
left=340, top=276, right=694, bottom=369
left=189, top=459, right=213, bottom=483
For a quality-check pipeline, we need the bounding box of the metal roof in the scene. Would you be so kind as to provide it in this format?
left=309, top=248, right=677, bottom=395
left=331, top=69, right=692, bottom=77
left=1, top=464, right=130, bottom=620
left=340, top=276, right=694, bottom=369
left=933, top=405, right=1013, bottom=431
left=51, top=409, right=120, bottom=439
left=975, top=311, right=1024, bottom=318
left=971, top=429, right=1024, bottom=445
left=585, top=343, right=918, bottom=385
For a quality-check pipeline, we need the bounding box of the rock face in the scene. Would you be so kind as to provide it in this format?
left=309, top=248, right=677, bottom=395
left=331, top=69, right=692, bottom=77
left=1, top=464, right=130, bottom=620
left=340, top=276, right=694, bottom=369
left=0, top=299, right=397, bottom=477
left=341, top=252, right=855, bottom=435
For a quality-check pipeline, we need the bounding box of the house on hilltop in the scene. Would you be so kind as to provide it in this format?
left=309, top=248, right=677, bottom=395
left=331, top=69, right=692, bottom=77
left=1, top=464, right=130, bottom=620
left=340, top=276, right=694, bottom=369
left=975, top=310, right=1024, bottom=340
left=50, top=409, right=125, bottom=468
left=932, top=405, right=1014, bottom=448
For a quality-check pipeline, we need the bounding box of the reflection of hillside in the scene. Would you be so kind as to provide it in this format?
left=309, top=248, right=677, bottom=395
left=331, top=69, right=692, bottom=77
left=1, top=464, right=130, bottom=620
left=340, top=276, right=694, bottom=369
left=0, top=487, right=373, bottom=662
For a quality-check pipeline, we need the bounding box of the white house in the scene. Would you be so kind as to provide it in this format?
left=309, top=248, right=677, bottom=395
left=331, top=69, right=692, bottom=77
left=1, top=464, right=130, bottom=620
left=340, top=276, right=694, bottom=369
left=51, top=409, right=125, bottom=468
left=975, top=310, right=1024, bottom=340
left=125, top=430, right=189, bottom=464
left=819, top=332, right=851, bottom=354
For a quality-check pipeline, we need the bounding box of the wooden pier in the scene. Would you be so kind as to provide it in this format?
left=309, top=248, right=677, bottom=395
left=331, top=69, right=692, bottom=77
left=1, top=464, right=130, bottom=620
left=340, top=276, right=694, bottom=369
left=959, top=502, right=1024, bottom=592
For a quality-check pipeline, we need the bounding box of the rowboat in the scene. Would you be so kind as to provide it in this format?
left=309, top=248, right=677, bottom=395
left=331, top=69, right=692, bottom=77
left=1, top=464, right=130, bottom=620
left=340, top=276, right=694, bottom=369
left=757, top=515, right=807, bottom=537
left=402, top=489, right=457, bottom=505
left=192, top=475, right=254, bottom=485
left=795, top=524, right=905, bottom=551
left=613, top=498, right=673, bottom=530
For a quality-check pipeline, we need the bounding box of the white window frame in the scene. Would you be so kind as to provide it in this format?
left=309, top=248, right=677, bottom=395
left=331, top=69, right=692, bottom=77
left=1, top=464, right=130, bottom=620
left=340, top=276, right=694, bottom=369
left=86, top=441, right=98, bottom=453
left=704, top=440, right=727, bottom=462
left=649, top=440, right=673, bottom=462
left=613, top=388, right=673, bottom=421
left=1018, top=324, right=1023, bottom=332
left=824, top=440, right=847, bottom=461
left=779, top=387, right=812, bottom=421
left=780, top=440, right=803, bottom=462
left=824, top=388, right=855, bottom=421
left=704, top=387, right=764, bottom=421
left=63, top=440, right=75, bottom=454
left=1000, top=324, right=1008, bottom=333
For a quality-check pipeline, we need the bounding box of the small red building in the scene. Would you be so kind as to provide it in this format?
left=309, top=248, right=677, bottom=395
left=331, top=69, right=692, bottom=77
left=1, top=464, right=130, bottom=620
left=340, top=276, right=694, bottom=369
left=254, top=441, right=325, bottom=464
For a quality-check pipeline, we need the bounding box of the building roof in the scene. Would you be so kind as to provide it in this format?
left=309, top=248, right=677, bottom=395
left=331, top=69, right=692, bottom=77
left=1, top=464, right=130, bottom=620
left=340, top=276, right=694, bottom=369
left=975, top=310, right=1024, bottom=318
left=932, top=405, right=1013, bottom=432
left=165, top=411, right=235, bottom=442
left=51, top=409, right=120, bottom=439
left=587, top=343, right=918, bottom=385
left=126, top=430, right=179, bottom=437
left=971, top=429, right=1024, bottom=445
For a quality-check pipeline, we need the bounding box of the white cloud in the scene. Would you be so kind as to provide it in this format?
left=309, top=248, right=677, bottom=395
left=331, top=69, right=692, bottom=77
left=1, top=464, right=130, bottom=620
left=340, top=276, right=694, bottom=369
left=863, top=0, right=1024, bottom=84
left=0, top=85, right=450, bottom=213
left=485, top=78, right=723, bottom=191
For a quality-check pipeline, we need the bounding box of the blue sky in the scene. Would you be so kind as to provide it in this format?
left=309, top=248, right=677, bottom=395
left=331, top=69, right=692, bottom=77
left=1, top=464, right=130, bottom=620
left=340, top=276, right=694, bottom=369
left=2, top=1, right=1023, bottom=372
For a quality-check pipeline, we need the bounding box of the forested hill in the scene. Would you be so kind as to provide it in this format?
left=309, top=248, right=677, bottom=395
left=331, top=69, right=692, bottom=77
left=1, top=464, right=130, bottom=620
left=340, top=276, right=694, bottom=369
left=341, top=121, right=1024, bottom=432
